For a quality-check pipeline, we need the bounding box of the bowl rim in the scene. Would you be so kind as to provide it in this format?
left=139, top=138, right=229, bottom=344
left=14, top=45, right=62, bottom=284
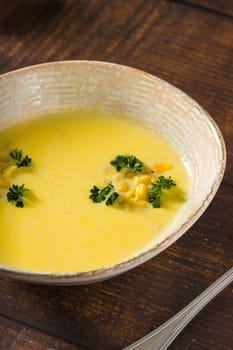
left=0, top=60, right=227, bottom=284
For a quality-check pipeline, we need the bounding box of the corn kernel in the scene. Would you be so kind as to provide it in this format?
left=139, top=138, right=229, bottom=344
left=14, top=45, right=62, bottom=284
left=3, top=165, right=18, bottom=178
left=118, top=182, right=129, bottom=192
left=127, top=187, right=136, bottom=198
left=135, top=183, right=148, bottom=201
left=151, top=176, right=158, bottom=184
left=134, top=175, right=151, bottom=185
left=134, top=176, right=139, bottom=185
left=0, top=177, right=10, bottom=188
left=154, top=163, right=173, bottom=174
left=129, top=197, right=136, bottom=205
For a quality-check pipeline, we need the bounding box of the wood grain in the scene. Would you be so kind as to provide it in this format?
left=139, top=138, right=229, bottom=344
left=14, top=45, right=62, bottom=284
left=0, top=0, right=232, bottom=349
left=0, top=314, right=83, bottom=350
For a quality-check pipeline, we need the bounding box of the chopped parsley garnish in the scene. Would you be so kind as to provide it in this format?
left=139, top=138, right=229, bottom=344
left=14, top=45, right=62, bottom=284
left=148, top=176, right=176, bottom=208
left=89, top=182, right=119, bottom=206
left=7, top=184, right=29, bottom=208
left=110, top=155, right=143, bottom=173
left=10, top=149, right=32, bottom=167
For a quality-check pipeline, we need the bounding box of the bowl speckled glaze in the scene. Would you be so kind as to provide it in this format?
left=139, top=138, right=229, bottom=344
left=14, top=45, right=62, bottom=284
left=0, top=61, right=226, bottom=285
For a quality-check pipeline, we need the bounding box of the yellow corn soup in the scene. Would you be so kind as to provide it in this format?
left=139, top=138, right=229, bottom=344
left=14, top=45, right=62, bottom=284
left=0, top=112, right=189, bottom=272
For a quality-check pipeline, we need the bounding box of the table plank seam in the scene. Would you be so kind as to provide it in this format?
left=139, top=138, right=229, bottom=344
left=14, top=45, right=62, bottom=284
left=168, top=0, right=233, bottom=18
left=0, top=312, right=88, bottom=350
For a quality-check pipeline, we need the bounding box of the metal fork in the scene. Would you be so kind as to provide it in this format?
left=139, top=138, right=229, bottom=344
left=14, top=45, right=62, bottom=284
left=123, top=267, right=233, bottom=350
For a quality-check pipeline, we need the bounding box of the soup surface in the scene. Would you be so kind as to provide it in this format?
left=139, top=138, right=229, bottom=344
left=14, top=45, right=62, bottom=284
left=0, top=112, right=189, bottom=272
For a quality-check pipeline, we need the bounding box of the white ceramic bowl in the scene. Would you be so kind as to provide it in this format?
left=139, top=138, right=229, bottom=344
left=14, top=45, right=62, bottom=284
left=0, top=61, right=226, bottom=285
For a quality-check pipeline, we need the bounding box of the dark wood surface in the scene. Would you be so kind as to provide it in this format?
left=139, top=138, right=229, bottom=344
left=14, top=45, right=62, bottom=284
left=0, top=1, right=232, bottom=349
left=179, top=0, right=233, bottom=16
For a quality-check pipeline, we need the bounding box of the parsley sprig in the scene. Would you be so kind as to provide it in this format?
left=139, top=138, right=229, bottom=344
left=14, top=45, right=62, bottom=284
left=7, top=184, right=29, bottom=208
left=10, top=149, right=32, bottom=167
left=110, top=155, right=143, bottom=173
left=90, top=156, right=176, bottom=209
left=148, top=176, right=176, bottom=208
left=89, top=182, right=119, bottom=206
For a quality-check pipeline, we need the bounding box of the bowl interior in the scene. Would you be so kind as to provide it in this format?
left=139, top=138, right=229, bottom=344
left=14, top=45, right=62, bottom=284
left=0, top=61, right=226, bottom=284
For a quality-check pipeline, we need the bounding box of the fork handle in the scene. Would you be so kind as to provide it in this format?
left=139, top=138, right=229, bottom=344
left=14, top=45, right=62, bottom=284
left=123, top=267, right=233, bottom=350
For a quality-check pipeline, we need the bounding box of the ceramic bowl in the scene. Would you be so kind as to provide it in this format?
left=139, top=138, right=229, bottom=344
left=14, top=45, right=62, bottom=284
left=0, top=61, right=226, bottom=285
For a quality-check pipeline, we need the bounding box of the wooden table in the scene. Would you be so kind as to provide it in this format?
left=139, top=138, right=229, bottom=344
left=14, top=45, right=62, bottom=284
left=0, top=1, right=232, bottom=349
